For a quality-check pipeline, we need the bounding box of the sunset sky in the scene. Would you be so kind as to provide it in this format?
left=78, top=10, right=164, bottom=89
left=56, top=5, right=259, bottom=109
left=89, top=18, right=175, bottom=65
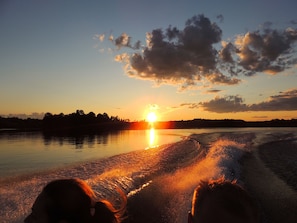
left=1, top=0, right=297, bottom=121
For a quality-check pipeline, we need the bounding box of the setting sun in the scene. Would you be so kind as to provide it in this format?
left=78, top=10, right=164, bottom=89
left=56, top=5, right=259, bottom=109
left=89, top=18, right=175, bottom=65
left=147, top=111, right=157, bottom=123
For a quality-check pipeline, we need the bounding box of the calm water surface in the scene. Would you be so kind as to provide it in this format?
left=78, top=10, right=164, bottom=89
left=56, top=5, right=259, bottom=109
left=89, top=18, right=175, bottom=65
left=0, top=129, right=207, bottom=178
left=1, top=127, right=291, bottom=179
left=1, top=127, right=297, bottom=223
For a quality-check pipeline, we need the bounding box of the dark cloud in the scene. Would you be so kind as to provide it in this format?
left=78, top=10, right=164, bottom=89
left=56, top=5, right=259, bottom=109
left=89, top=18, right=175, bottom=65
left=207, top=89, right=222, bottom=93
left=107, top=15, right=297, bottom=89
left=199, top=95, right=248, bottom=113
left=221, top=27, right=297, bottom=76
left=250, top=89, right=297, bottom=111
left=216, top=14, right=224, bottom=23
left=219, top=42, right=236, bottom=64
left=205, top=72, right=241, bottom=85
left=113, top=15, right=240, bottom=89
left=110, top=33, right=141, bottom=50
left=180, top=103, right=199, bottom=109
left=197, top=89, right=297, bottom=113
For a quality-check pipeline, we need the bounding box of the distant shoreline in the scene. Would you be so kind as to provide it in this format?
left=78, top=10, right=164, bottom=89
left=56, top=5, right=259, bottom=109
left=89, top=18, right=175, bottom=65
left=1, top=115, right=297, bottom=134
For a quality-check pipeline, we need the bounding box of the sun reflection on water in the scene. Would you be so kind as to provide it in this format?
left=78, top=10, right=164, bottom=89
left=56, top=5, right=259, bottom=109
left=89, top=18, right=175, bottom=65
left=145, top=128, right=159, bottom=150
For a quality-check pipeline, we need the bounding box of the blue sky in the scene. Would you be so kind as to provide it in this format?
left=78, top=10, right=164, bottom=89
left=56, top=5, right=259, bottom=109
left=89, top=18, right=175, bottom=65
left=1, top=0, right=297, bottom=121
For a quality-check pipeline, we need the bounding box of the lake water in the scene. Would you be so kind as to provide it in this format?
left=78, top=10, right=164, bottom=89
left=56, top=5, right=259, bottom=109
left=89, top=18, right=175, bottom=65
left=0, top=127, right=295, bottom=179
left=0, top=128, right=215, bottom=178
left=1, top=127, right=297, bottom=223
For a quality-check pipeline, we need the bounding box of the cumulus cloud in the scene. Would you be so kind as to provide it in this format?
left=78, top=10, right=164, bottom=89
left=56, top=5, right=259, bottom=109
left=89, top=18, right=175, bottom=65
left=112, top=15, right=243, bottom=89
left=221, top=26, right=297, bottom=76
left=93, top=34, right=105, bottom=42
left=103, top=14, right=297, bottom=89
left=250, top=88, right=297, bottom=111
left=219, top=41, right=236, bottom=64
left=199, top=95, right=248, bottom=113
left=197, top=88, right=297, bottom=113
left=110, top=33, right=141, bottom=50
left=205, top=72, right=240, bottom=85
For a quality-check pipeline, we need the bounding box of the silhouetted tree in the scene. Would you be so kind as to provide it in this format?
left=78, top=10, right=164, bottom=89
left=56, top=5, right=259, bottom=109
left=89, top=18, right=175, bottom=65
left=44, top=112, right=53, bottom=118
left=87, top=112, right=96, bottom=118
left=76, top=110, right=85, bottom=116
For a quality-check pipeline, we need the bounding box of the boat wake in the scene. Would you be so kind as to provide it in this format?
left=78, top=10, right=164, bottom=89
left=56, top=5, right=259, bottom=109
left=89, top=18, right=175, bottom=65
left=1, top=130, right=296, bottom=223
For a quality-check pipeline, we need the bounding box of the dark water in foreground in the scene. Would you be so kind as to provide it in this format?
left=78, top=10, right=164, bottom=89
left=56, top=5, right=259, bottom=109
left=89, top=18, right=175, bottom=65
left=0, top=128, right=297, bottom=223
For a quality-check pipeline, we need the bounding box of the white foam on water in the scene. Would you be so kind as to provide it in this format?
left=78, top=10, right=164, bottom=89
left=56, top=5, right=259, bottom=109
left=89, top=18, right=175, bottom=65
left=0, top=131, right=278, bottom=223
left=0, top=140, right=186, bottom=223
left=158, top=132, right=255, bottom=223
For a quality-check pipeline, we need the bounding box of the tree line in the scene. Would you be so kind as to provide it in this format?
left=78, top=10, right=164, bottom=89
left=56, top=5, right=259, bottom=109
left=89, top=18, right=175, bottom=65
left=43, top=110, right=128, bottom=126
left=1, top=110, right=297, bottom=134
left=0, top=110, right=130, bottom=132
left=42, top=110, right=130, bottom=133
